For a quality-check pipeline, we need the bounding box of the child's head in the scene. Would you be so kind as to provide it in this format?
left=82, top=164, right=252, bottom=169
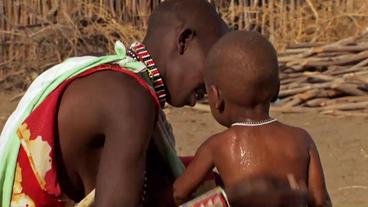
left=204, top=31, right=280, bottom=126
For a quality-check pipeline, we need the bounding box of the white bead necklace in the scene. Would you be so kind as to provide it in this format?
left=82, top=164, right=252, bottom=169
left=231, top=118, right=277, bottom=127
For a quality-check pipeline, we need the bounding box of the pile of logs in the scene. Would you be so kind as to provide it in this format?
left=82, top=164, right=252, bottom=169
left=273, top=32, right=368, bottom=116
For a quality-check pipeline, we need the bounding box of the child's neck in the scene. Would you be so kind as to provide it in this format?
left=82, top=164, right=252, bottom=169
left=227, top=103, right=271, bottom=125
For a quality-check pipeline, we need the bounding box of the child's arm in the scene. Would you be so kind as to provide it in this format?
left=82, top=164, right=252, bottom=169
left=173, top=139, right=215, bottom=205
left=307, top=138, right=332, bottom=207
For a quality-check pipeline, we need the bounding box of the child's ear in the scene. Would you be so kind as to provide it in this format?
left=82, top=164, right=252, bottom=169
left=209, top=85, right=224, bottom=112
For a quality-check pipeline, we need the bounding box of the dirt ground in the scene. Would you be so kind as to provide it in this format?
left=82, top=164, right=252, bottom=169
left=1, top=92, right=367, bottom=207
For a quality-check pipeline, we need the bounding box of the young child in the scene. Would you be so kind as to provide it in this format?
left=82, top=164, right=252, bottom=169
left=173, top=31, right=331, bottom=207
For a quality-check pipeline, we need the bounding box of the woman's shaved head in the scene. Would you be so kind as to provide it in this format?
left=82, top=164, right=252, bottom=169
left=146, top=0, right=227, bottom=51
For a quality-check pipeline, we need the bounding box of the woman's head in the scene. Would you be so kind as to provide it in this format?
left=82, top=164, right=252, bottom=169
left=143, top=0, right=229, bottom=107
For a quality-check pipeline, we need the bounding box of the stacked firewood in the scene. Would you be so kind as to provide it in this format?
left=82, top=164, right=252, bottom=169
left=274, top=32, right=368, bottom=116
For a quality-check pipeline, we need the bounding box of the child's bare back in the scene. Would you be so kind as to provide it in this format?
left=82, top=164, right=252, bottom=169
left=173, top=31, right=331, bottom=207
left=210, top=122, right=311, bottom=188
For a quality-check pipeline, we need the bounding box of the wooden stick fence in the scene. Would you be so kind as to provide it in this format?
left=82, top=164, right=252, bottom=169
left=0, top=0, right=367, bottom=91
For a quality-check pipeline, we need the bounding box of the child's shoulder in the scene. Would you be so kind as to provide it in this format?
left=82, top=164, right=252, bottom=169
left=200, top=128, right=236, bottom=149
left=276, top=121, right=314, bottom=145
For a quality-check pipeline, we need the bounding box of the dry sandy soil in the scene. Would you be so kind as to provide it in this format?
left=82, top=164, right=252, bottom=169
left=1, top=91, right=367, bottom=207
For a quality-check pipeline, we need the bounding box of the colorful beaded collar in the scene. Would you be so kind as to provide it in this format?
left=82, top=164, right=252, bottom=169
left=127, top=42, right=167, bottom=107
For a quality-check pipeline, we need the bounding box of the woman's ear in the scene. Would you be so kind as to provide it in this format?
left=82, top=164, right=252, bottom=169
left=178, top=28, right=195, bottom=55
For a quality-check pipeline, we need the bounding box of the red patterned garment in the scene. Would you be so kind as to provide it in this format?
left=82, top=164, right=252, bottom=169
left=180, top=187, right=230, bottom=207
left=11, top=64, right=159, bottom=206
